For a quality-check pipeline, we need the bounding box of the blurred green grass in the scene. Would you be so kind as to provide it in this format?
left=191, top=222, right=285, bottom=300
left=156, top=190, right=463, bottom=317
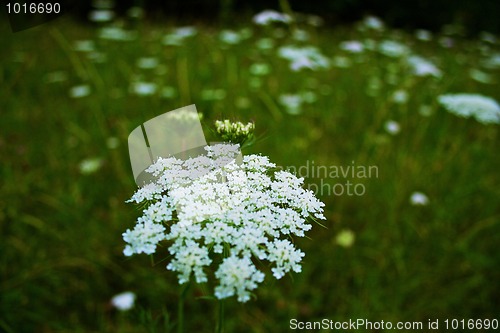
left=1, top=13, right=499, bottom=333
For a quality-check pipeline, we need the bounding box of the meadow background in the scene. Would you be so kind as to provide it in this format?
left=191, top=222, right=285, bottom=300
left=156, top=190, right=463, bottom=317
left=1, top=1, right=499, bottom=332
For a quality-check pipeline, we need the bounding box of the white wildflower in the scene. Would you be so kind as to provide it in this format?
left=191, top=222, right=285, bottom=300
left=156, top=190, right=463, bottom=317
left=253, top=10, right=292, bottom=25
left=111, top=291, right=136, bottom=311
left=378, top=40, right=410, bottom=57
left=69, top=84, right=91, bottom=98
left=407, top=56, right=442, bottom=77
left=278, top=46, right=330, bottom=71
left=339, top=40, right=364, bottom=53
left=438, top=93, right=500, bottom=124
left=384, top=120, right=400, bottom=135
left=131, top=82, right=157, bottom=96
left=124, top=143, right=325, bottom=302
left=79, top=157, right=103, bottom=174
left=410, top=192, right=429, bottom=206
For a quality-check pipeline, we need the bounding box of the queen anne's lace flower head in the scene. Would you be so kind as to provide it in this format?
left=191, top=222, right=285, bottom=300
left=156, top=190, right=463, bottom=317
left=438, top=93, right=500, bottom=124
left=123, top=143, right=325, bottom=302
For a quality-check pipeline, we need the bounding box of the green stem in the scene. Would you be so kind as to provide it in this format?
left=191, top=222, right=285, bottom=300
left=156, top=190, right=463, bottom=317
left=178, top=282, right=190, bottom=333
left=216, top=299, right=225, bottom=333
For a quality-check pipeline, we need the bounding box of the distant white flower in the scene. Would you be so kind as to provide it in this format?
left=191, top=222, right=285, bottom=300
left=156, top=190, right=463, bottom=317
left=111, top=291, right=136, bottom=311
left=88, top=10, right=115, bottom=22
left=131, top=82, right=157, bottom=96
left=339, top=40, right=364, bottom=53
left=124, top=143, right=325, bottom=302
left=479, top=32, right=497, bottom=44
left=469, top=69, right=494, bottom=84
left=415, top=29, right=432, bottom=41
left=99, top=27, right=136, bottom=41
left=253, top=10, right=292, bottom=25
left=136, top=57, right=159, bottom=69
left=438, top=93, right=500, bottom=124
left=279, top=94, right=303, bottom=115
left=79, top=157, right=103, bottom=174
left=407, top=56, right=442, bottom=77
left=481, top=53, right=500, bottom=69
left=384, top=120, right=400, bottom=135
left=362, top=16, right=384, bottom=30
left=278, top=46, right=330, bottom=71
left=73, top=40, right=95, bottom=52
left=410, top=192, right=429, bottom=206
left=392, top=90, right=409, bottom=104
left=162, top=27, right=197, bottom=46
left=69, top=84, right=91, bottom=98
left=219, top=30, right=242, bottom=45
left=378, top=40, right=410, bottom=57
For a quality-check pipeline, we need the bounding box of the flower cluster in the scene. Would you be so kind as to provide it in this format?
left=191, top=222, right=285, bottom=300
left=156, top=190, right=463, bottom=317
left=278, top=46, right=330, bottom=71
left=124, top=144, right=325, bottom=302
left=215, top=120, right=255, bottom=145
left=438, top=93, right=500, bottom=124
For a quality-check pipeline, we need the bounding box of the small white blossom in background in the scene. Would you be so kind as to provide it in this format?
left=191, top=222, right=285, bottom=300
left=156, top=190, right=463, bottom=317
left=438, top=93, right=500, bottom=124
left=88, top=10, right=115, bottom=22
left=79, top=157, right=103, bottom=175
left=361, top=16, right=384, bottom=30
left=391, top=90, right=409, bottom=104
left=479, top=32, right=497, bottom=44
left=481, top=53, right=500, bottom=69
left=384, top=120, right=400, bottom=135
left=278, top=46, right=330, bottom=71
left=123, top=143, right=325, bottom=302
left=253, top=10, right=292, bottom=25
left=410, top=192, right=429, bottom=206
left=339, top=40, right=364, bottom=53
left=415, top=29, right=432, bottom=41
left=219, top=30, right=243, bottom=45
left=469, top=69, right=494, bottom=84
left=136, top=57, right=159, bottom=69
left=407, top=56, right=442, bottom=78
left=162, top=27, right=197, bottom=46
left=378, top=40, right=410, bottom=57
left=111, top=291, right=136, bottom=311
left=73, top=40, right=95, bottom=52
left=335, top=229, right=355, bottom=248
left=279, top=94, right=303, bottom=115
left=98, top=26, right=136, bottom=41
left=69, top=84, right=91, bottom=98
left=130, top=82, right=158, bottom=96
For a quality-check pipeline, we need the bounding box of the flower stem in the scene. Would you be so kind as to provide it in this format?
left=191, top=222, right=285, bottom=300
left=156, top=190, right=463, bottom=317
left=216, top=299, right=225, bottom=333
left=178, top=282, right=190, bottom=333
